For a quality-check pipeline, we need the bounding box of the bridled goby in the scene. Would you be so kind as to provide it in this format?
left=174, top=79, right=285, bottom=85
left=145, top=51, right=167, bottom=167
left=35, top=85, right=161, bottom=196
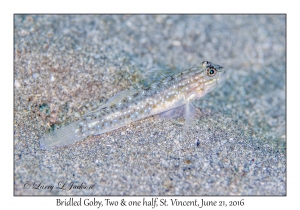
left=40, top=61, right=226, bottom=149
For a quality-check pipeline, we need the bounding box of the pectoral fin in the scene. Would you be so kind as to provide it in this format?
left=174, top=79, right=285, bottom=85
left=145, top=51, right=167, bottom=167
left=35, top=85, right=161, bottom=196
left=184, top=100, right=196, bottom=132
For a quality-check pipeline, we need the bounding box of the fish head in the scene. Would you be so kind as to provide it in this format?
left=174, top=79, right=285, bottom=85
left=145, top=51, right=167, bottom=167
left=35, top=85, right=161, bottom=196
left=201, top=61, right=227, bottom=94
left=185, top=61, right=227, bottom=102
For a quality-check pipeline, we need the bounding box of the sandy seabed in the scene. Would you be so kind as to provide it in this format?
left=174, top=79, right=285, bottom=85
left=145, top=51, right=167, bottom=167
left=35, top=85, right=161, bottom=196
left=14, top=15, right=285, bottom=195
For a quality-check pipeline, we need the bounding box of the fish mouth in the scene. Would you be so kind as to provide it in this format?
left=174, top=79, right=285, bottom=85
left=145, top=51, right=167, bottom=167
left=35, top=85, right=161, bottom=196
left=205, top=68, right=226, bottom=93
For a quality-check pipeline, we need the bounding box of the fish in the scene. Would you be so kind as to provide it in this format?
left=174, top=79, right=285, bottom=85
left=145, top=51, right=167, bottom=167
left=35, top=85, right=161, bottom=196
left=39, top=61, right=227, bottom=149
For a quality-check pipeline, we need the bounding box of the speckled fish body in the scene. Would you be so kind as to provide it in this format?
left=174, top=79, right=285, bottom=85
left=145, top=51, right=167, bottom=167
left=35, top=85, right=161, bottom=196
left=40, top=61, right=226, bottom=149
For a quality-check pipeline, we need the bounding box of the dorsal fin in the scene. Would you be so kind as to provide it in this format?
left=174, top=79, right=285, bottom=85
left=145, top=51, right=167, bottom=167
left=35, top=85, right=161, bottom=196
left=140, top=67, right=175, bottom=87
left=102, top=88, right=138, bottom=107
left=83, top=88, right=138, bottom=117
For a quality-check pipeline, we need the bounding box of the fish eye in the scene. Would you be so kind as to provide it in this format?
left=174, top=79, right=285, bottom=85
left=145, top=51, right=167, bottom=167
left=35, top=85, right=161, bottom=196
left=206, top=67, right=217, bottom=77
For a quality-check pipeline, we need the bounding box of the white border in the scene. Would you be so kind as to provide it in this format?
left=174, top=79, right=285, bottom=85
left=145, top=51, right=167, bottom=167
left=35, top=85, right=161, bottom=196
left=3, top=0, right=296, bottom=209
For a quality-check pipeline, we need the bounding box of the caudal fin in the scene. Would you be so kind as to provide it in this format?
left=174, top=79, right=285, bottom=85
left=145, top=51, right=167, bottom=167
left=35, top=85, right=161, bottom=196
left=39, top=121, right=86, bottom=150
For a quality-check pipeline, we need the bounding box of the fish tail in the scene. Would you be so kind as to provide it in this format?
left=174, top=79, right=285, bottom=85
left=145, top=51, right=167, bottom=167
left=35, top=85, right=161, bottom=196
left=39, top=121, right=85, bottom=150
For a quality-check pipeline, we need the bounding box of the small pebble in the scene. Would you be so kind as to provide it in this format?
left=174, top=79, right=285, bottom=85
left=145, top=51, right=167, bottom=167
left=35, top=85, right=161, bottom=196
left=32, top=73, right=39, bottom=79
left=15, top=80, right=21, bottom=88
